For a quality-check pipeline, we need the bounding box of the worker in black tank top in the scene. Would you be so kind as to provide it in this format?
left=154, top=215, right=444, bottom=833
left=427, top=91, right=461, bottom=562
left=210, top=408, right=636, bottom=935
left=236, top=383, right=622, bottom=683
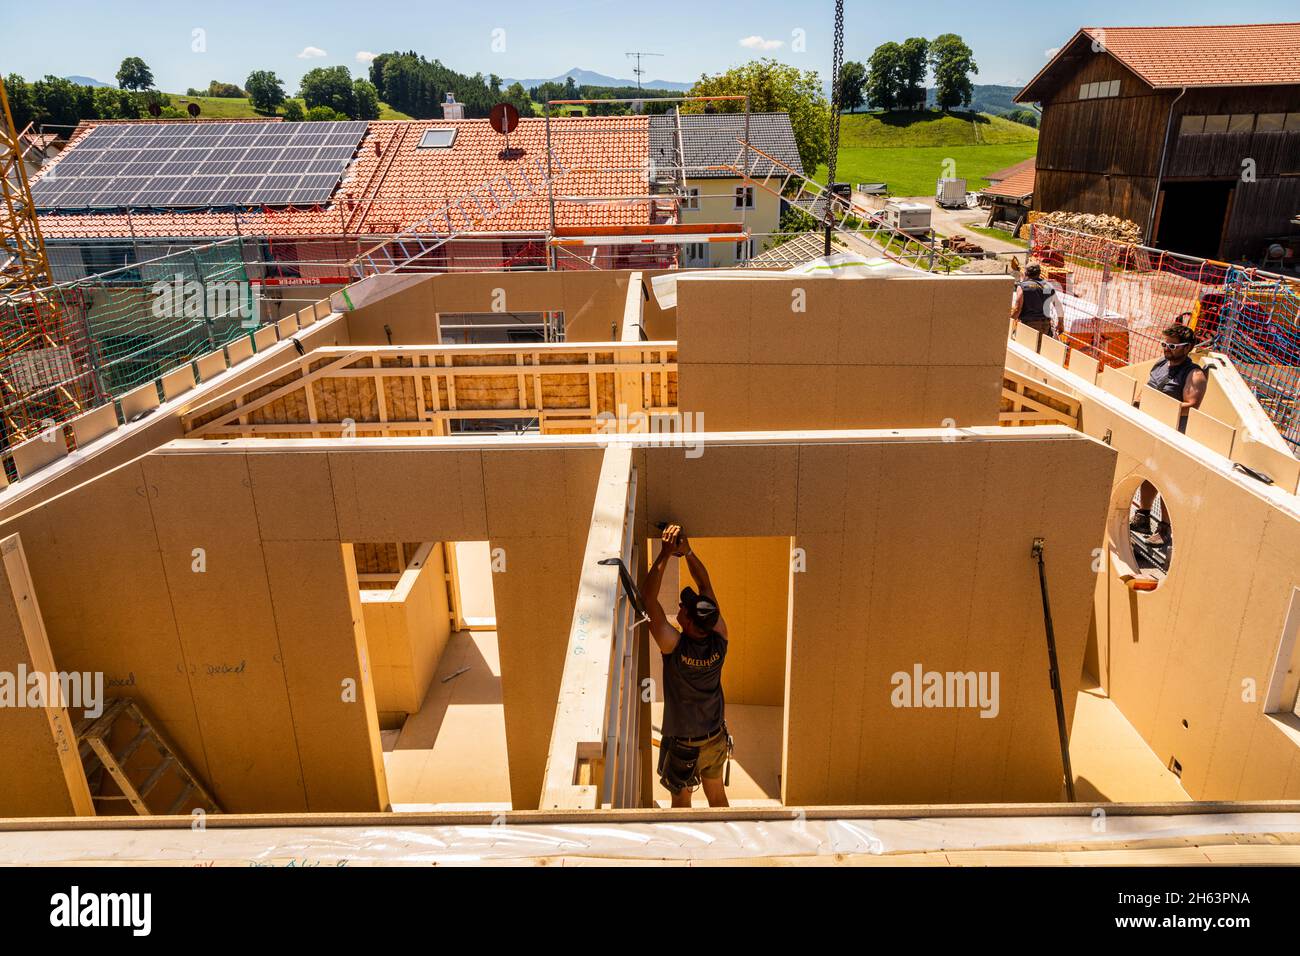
left=644, top=523, right=731, bottom=808
left=1011, top=262, right=1063, bottom=337
left=1132, top=323, right=1209, bottom=545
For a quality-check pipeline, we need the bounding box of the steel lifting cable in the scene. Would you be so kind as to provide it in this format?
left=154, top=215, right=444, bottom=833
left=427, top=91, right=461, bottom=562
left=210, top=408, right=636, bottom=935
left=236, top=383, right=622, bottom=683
left=824, top=0, right=845, bottom=254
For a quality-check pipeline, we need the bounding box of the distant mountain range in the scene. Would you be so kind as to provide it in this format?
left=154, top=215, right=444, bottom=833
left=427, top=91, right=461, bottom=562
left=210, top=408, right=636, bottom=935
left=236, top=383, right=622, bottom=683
left=65, top=75, right=113, bottom=88
left=502, top=67, right=691, bottom=92
left=926, top=84, right=1026, bottom=115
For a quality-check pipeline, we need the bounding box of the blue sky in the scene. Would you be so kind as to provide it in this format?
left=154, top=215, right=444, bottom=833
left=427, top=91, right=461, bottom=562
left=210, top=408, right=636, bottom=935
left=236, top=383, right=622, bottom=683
left=3, top=0, right=1297, bottom=92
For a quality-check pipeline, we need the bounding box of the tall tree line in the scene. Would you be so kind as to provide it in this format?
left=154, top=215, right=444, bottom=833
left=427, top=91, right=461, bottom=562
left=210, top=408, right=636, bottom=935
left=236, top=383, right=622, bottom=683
left=842, top=33, right=979, bottom=113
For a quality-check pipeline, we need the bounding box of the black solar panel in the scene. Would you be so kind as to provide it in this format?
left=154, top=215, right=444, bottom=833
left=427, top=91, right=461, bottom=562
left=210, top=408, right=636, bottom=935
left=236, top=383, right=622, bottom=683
left=31, top=120, right=368, bottom=210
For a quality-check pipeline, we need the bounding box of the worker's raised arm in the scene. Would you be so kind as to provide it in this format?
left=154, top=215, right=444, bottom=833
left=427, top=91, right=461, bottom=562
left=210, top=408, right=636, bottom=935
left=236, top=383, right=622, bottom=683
left=642, top=536, right=680, bottom=654
left=676, top=530, right=728, bottom=640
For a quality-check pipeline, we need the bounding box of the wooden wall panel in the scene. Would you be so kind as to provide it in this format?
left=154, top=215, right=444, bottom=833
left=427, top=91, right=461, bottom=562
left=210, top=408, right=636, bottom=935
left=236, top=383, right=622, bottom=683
left=1014, top=344, right=1300, bottom=801
left=676, top=277, right=1012, bottom=431
left=645, top=428, right=1115, bottom=805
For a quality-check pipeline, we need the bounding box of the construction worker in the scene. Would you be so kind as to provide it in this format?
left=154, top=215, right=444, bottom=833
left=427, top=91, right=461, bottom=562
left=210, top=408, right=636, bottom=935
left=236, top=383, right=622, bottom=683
left=644, top=523, right=730, bottom=808
left=1131, top=323, right=1208, bottom=544
left=1011, top=262, right=1063, bottom=338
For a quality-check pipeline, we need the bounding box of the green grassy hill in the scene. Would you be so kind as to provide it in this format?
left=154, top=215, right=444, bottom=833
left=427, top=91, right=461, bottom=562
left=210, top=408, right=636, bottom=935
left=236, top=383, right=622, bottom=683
left=169, top=94, right=412, bottom=121
left=838, top=110, right=1037, bottom=147
left=823, top=109, right=1038, bottom=197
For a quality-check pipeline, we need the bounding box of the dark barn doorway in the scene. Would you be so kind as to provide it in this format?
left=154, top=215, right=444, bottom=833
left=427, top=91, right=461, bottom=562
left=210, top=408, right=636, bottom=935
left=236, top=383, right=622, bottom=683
left=1155, top=180, right=1234, bottom=261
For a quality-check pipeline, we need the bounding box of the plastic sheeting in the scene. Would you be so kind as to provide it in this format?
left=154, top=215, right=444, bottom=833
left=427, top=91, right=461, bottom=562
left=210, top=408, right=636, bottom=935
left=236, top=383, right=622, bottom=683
left=2, top=812, right=1297, bottom=866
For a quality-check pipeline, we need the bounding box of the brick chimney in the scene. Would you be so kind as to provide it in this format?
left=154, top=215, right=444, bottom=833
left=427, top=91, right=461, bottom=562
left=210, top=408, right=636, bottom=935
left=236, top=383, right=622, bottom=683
left=442, top=93, right=464, bottom=121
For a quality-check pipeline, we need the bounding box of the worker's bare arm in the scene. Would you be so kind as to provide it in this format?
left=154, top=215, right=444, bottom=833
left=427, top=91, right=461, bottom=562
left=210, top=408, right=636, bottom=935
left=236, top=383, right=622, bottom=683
left=1182, top=367, right=1208, bottom=411
left=680, top=537, right=728, bottom=640
left=1010, top=286, right=1023, bottom=318
left=643, top=535, right=680, bottom=654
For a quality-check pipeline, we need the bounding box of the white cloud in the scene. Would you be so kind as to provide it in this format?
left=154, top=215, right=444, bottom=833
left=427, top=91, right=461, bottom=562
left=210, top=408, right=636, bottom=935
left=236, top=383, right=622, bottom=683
left=297, top=46, right=327, bottom=59
left=1044, top=47, right=1059, bottom=58
left=739, top=35, right=784, bottom=51
left=356, top=51, right=377, bottom=63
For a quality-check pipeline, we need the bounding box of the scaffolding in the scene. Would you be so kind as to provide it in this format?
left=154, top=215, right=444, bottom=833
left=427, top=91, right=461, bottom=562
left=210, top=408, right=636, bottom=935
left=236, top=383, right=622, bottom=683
left=0, top=237, right=257, bottom=457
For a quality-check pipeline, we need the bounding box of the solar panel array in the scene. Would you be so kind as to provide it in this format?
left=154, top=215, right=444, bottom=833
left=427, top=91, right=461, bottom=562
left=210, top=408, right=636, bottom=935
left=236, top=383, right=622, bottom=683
left=31, top=121, right=369, bottom=210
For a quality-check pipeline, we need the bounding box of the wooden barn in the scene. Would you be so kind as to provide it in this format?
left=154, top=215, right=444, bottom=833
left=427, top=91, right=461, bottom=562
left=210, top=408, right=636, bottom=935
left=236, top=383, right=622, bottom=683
left=1017, top=23, right=1300, bottom=262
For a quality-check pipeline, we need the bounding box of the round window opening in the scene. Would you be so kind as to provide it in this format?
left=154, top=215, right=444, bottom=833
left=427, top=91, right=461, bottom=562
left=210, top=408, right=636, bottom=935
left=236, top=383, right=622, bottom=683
left=1110, top=477, right=1174, bottom=587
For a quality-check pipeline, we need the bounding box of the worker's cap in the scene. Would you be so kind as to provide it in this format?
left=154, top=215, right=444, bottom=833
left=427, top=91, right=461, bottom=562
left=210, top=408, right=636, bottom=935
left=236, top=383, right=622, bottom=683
left=679, top=587, right=720, bottom=631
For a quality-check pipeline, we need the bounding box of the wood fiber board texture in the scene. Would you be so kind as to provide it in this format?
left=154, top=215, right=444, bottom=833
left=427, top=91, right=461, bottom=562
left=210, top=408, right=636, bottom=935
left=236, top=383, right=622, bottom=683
left=253, top=326, right=278, bottom=352
left=0, top=535, right=94, bottom=817
left=225, top=336, right=254, bottom=366
left=643, top=429, right=1115, bottom=805
left=196, top=351, right=228, bottom=383
left=119, top=383, right=160, bottom=421
left=1038, top=335, right=1067, bottom=367
left=161, top=365, right=196, bottom=402
left=141, top=453, right=307, bottom=811
left=482, top=447, right=604, bottom=807
left=675, top=277, right=1011, bottom=431
left=680, top=537, right=789, bottom=707
left=11, top=433, right=68, bottom=478
left=1138, top=386, right=1182, bottom=431
left=1023, top=352, right=1300, bottom=801
left=69, top=404, right=119, bottom=448
left=0, top=461, right=210, bottom=798
left=1185, top=409, right=1235, bottom=458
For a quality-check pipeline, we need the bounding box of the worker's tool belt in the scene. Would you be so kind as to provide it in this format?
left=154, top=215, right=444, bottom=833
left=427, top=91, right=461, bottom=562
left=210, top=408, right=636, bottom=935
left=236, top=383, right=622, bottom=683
left=658, top=735, right=703, bottom=793
left=658, top=724, right=729, bottom=793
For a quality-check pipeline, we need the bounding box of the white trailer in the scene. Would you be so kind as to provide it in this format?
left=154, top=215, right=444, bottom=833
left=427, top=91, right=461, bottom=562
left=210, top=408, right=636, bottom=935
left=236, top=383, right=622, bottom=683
left=936, top=178, right=968, bottom=208
left=883, top=201, right=932, bottom=236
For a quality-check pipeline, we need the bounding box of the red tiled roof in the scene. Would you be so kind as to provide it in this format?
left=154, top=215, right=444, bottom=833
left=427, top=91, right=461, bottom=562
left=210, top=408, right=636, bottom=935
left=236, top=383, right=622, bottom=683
left=35, top=116, right=652, bottom=240
left=983, top=157, right=1034, bottom=184
left=1019, top=23, right=1300, bottom=100
left=982, top=163, right=1035, bottom=200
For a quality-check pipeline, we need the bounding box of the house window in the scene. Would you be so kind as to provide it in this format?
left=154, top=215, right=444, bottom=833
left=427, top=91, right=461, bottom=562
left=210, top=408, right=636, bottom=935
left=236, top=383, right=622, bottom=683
left=1257, top=113, right=1286, bottom=132
left=682, top=242, right=708, bottom=266
left=1228, top=114, right=1255, bottom=134
left=681, top=187, right=700, bottom=211
left=1286, top=113, right=1300, bottom=132
left=735, top=238, right=754, bottom=261
left=1079, top=83, right=1091, bottom=100
left=1203, top=115, right=1230, bottom=134
left=1106, top=79, right=1120, bottom=96
left=734, top=186, right=754, bottom=210
left=417, top=129, right=458, bottom=148
left=1179, top=114, right=1205, bottom=135
left=1080, top=80, right=1119, bottom=100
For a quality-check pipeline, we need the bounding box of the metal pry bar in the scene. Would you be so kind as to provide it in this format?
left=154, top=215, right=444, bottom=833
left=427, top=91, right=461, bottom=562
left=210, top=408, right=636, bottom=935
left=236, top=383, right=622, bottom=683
left=597, top=557, right=651, bottom=627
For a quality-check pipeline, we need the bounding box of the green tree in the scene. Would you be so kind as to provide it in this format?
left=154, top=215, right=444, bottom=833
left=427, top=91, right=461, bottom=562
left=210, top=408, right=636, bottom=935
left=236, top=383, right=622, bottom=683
left=898, top=38, right=929, bottom=111
left=92, top=86, right=142, bottom=119
left=865, top=42, right=904, bottom=111
left=304, top=104, right=347, bottom=121
left=207, top=80, right=245, bottom=98
left=115, top=56, right=154, bottom=91
left=929, top=33, right=979, bottom=111
left=245, top=70, right=287, bottom=114
left=563, top=76, right=578, bottom=98
left=837, top=60, right=866, bottom=113
left=4, top=74, right=36, bottom=129
left=501, top=81, right=534, bottom=117
left=686, top=58, right=830, bottom=175
left=281, top=100, right=305, bottom=122
left=352, top=79, right=380, bottom=120
left=1007, top=107, right=1038, bottom=128
left=299, top=66, right=355, bottom=116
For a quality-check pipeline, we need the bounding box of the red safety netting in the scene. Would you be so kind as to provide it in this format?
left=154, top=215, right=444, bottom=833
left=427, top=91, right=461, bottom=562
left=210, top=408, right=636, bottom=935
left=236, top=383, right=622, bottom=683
left=1030, top=223, right=1300, bottom=449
